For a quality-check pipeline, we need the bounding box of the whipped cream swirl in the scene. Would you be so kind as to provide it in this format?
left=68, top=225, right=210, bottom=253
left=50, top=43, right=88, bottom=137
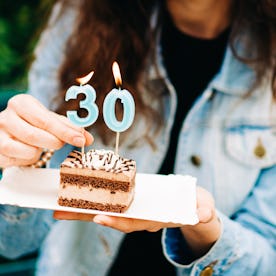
left=61, top=149, right=135, bottom=173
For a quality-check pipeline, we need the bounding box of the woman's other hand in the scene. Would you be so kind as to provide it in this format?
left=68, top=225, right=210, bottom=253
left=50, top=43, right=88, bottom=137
left=0, top=94, right=93, bottom=168
left=180, top=186, right=221, bottom=258
left=54, top=186, right=221, bottom=256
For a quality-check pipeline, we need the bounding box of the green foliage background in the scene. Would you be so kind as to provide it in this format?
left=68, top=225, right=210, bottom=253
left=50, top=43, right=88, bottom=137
left=0, top=1, right=53, bottom=90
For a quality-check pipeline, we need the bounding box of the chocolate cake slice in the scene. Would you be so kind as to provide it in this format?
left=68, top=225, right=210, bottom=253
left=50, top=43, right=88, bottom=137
left=58, top=149, right=136, bottom=213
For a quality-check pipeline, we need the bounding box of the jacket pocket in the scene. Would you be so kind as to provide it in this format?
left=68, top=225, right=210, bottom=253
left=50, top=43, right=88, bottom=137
left=224, top=121, right=276, bottom=168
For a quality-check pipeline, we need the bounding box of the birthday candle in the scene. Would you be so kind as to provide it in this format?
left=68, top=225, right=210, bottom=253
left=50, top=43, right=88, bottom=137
left=103, top=62, right=135, bottom=154
left=65, top=71, right=98, bottom=155
left=65, top=71, right=99, bottom=127
left=103, top=89, right=135, bottom=132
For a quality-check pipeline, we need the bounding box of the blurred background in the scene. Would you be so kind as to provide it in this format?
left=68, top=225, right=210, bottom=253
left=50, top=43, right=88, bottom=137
left=0, top=0, right=53, bottom=110
left=0, top=1, right=53, bottom=275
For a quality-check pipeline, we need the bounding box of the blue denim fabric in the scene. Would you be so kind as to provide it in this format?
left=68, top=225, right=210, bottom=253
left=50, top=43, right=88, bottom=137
left=0, top=206, right=53, bottom=259
left=0, top=3, right=275, bottom=276
left=163, top=166, right=276, bottom=275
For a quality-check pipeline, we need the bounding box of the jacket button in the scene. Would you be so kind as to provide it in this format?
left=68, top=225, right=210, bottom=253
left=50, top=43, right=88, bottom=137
left=254, top=138, right=266, bottom=158
left=190, top=155, right=201, bottom=167
left=200, top=266, right=213, bottom=276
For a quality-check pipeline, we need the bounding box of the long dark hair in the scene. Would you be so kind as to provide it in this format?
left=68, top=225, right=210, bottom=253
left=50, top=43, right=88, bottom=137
left=230, top=0, right=276, bottom=94
left=53, top=0, right=275, bottom=144
left=56, top=0, right=159, bottom=145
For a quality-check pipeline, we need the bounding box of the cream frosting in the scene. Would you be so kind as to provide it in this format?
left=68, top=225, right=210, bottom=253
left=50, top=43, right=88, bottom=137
left=58, top=185, right=134, bottom=205
left=61, top=149, right=136, bottom=173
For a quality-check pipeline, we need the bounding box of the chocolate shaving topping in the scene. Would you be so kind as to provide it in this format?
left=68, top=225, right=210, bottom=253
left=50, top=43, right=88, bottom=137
left=61, top=149, right=136, bottom=173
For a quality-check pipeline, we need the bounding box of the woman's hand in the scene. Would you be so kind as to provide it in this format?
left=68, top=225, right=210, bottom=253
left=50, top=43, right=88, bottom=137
left=0, top=94, right=93, bottom=168
left=54, top=186, right=221, bottom=256
left=53, top=211, right=182, bottom=232
left=180, top=186, right=221, bottom=258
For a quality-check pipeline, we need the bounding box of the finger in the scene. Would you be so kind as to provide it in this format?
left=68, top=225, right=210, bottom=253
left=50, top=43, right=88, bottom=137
left=196, top=186, right=214, bottom=208
left=1, top=109, right=64, bottom=150
left=56, top=115, right=94, bottom=146
left=0, top=151, right=42, bottom=168
left=53, top=211, right=95, bottom=221
left=83, top=131, right=94, bottom=146
left=197, top=207, right=213, bottom=223
left=53, top=212, right=180, bottom=232
left=195, top=187, right=216, bottom=224
left=0, top=131, right=42, bottom=160
left=7, top=95, right=86, bottom=147
left=93, top=215, right=165, bottom=233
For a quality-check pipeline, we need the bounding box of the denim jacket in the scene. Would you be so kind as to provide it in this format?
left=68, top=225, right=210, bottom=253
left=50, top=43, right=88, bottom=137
left=0, top=3, right=275, bottom=276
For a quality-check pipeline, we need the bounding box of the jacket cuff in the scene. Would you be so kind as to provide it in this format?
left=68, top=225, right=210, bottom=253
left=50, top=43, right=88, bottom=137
left=162, top=211, right=240, bottom=275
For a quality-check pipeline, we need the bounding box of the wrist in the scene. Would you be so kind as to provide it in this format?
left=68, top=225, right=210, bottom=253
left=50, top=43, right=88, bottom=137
left=180, top=211, right=221, bottom=258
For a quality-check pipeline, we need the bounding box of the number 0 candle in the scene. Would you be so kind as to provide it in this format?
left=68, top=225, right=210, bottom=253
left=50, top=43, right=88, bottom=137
left=103, top=62, right=135, bottom=154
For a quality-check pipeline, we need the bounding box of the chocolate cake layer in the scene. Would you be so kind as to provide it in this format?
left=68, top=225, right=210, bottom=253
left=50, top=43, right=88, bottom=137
left=60, top=173, right=133, bottom=192
left=58, top=197, right=128, bottom=213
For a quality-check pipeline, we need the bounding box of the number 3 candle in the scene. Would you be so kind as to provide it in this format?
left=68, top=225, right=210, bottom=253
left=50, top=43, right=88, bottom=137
left=103, top=62, right=135, bottom=155
left=65, top=71, right=99, bottom=127
left=65, top=71, right=99, bottom=154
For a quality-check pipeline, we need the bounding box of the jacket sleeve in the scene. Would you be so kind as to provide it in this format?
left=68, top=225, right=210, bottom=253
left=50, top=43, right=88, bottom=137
left=0, top=206, right=54, bottom=259
left=162, top=165, right=276, bottom=276
left=0, top=4, right=77, bottom=260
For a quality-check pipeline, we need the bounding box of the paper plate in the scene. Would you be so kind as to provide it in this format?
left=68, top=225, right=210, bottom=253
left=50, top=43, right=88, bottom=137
left=0, top=167, right=198, bottom=225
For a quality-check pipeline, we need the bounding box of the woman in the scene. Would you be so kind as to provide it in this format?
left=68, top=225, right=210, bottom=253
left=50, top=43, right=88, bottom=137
left=0, top=0, right=275, bottom=275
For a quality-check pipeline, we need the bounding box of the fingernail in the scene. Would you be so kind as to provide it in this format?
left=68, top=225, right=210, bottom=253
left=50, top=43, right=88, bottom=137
left=197, top=208, right=213, bottom=223
left=93, top=216, right=105, bottom=225
left=73, top=136, right=85, bottom=146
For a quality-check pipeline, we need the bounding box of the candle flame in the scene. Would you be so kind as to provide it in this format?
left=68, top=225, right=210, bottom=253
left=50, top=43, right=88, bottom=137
left=112, top=61, right=122, bottom=87
left=76, top=71, right=94, bottom=85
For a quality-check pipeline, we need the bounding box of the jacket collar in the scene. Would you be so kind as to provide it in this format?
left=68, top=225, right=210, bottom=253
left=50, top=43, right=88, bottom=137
left=210, top=45, right=256, bottom=96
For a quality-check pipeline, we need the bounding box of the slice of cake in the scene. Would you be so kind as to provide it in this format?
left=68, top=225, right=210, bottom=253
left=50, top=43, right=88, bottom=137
left=58, top=149, right=136, bottom=213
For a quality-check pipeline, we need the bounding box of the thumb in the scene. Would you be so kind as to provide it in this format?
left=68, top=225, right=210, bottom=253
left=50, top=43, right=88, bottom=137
left=197, top=207, right=214, bottom=223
